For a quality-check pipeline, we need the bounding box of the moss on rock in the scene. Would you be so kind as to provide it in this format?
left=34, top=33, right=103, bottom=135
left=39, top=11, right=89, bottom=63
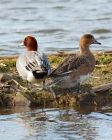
left=0, top=53, right=112, bottom=107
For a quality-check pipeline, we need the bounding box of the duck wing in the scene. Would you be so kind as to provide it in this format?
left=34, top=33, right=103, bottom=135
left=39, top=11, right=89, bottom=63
left=25, top=52, right=51, bottom=78
left=50, top=55, right=93, bottom=77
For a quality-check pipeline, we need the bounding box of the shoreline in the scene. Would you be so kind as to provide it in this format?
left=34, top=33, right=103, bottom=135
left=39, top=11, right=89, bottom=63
left=0, top=49, right=112, bottom=58
left=0, top=51, right=112, bottom=108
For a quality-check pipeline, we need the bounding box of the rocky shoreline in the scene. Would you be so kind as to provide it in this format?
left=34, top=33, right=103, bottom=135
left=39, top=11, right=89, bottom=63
left=0, top=51, right=112, bottom=107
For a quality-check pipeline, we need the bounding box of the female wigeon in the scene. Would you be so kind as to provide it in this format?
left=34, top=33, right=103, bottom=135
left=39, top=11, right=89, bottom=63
left=50, top=34, right=101, bottom=88
left=16, top=35, right=51, bottom=89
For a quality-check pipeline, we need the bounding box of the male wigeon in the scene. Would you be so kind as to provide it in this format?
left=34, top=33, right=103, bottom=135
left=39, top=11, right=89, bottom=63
left=16, top=35, right=51, bottom=89
left=50, top=34, right=101, bottom=88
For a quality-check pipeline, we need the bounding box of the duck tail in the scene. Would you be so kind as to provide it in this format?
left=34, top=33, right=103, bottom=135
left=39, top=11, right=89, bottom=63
left=32, top=70, right=47, bottom=79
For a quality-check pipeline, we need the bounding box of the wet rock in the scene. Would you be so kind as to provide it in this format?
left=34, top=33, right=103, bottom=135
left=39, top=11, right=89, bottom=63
left=76, top=92, right=96, bottom=106
left=13, top=93, right=30, bottom=106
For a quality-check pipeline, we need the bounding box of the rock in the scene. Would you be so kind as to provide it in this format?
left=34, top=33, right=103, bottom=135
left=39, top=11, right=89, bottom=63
left=13, top=93, right=30, bottom=106
left=0, top=73, right=12, bottom=83
left=76, top=92, right=96, bottom=106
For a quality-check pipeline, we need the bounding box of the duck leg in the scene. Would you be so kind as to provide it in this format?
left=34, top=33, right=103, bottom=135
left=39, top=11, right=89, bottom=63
left=42, top=80, right=45, bottom=89
left=45, top=78, right=64, bottom=99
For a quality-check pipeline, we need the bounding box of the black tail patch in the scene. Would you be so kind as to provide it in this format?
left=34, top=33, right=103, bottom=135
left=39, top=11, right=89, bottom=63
left=32, top=70, right=47, bottom=79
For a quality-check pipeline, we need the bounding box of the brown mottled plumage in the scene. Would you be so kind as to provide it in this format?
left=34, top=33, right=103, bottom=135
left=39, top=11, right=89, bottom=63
left=50, top=34, right=101, bottom=88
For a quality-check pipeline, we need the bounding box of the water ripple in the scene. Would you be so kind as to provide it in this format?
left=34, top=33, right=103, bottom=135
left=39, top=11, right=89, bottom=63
left=91, top=29, right=111, bottom=34
left=0, top=0, right=112, bottom=55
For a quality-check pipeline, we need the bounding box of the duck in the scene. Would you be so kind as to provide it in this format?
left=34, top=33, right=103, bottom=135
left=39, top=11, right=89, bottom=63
left=16, top=35, right=51, bottom=89
left=50, top=34, right=101, bottom=88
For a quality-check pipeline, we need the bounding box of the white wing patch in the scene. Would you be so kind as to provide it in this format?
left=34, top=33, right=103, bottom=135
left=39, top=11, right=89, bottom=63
left=79, top=74, right=91, bottom=83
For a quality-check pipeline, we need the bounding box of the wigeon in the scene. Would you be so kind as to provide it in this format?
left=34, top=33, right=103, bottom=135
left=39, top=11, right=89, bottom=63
left=50, top=34, right=101, bottom=88
left=16, top=35, right=51, bottom=89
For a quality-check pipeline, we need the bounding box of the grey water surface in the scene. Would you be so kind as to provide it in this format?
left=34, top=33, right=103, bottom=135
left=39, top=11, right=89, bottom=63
left=0, top=1, right=112, bottom=140
left=0, top=107, right=112, bottom=140
left=0, top=0, right=112, bottom=55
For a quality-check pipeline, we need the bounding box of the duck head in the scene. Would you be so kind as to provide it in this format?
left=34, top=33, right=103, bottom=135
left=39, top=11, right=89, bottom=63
left=79, top=34, right=101, bottom=54
left=20, top=35, right=38, bottom=51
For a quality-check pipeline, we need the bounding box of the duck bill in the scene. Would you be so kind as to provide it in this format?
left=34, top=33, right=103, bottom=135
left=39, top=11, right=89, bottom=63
left=18, top=42, right=24, bottom=47
left=93, top=40, right=101, bottom=45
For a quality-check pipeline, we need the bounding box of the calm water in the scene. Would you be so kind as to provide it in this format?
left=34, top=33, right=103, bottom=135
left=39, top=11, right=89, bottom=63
left=0, top=1, right=112, bottom=139
left=0, top=0, right=112, bottom=55
left=0, top=107, right=112, bottom=140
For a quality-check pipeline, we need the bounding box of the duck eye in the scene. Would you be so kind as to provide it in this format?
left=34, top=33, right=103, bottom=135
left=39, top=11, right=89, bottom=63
left=86, top=35, right=92, bottom=39
left=24, top=38, right=28, bottom=45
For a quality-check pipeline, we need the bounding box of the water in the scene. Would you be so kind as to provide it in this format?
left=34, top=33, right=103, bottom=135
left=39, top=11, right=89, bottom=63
left=0, top=106, right=112, bottom=140
left=0, top=1, right=112, bottom=139
left=0, top=0, right=112, bottom=55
